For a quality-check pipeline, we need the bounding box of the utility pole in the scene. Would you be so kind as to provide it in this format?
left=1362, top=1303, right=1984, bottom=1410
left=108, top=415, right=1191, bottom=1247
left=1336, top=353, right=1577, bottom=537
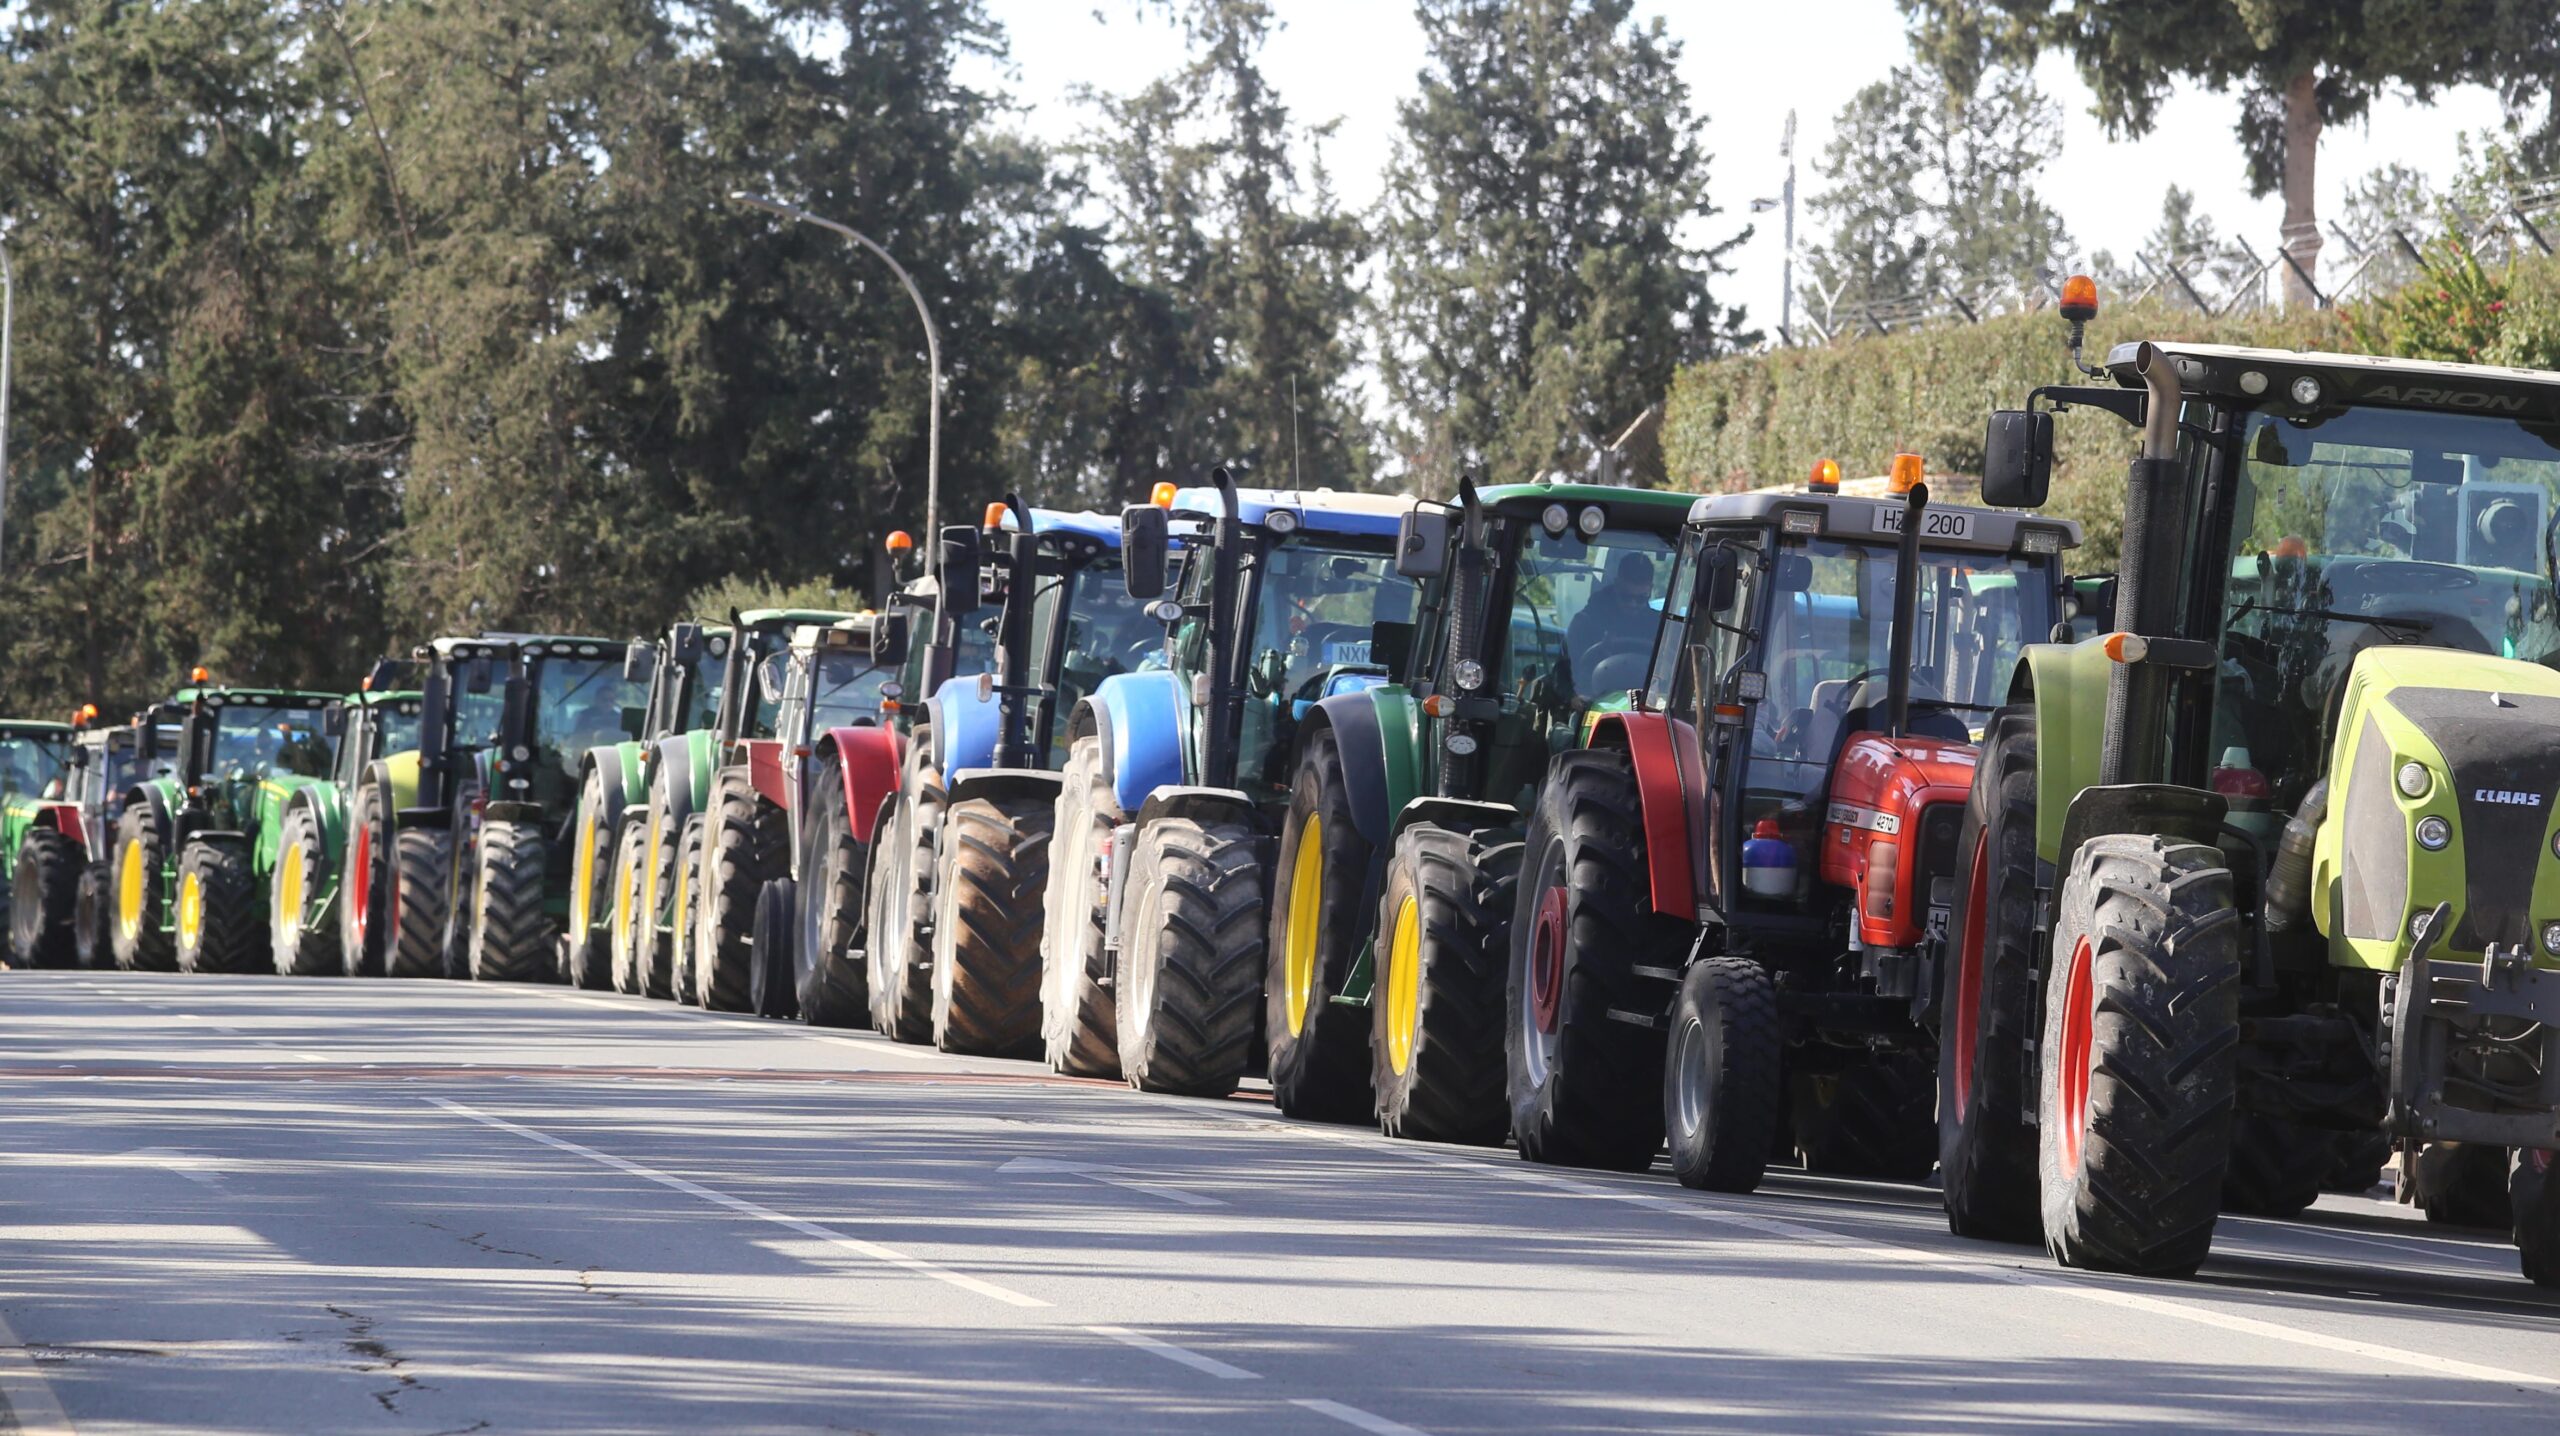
left=1751, top=110, right=1799, bottom=346
left=1, top=235, right=13, bottom=568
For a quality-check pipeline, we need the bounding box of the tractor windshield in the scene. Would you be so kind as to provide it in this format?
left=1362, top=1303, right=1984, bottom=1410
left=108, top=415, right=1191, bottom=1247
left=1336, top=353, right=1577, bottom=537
left=1034, top=560, right=1159, bottom=764
left=2215, top=403, right=2560, bottom=803
left=210, top=705, right=333, bottom=781
left=446, top=655, right=512, bottom=749
left=1502, top=525, right=1678, bottom=703
left=0, top=733, right=70, bottom=802
left=1236, top=537, right=1418, bottom=788
left=687, top=645, right=728, bottom=732
left=808, top=649, right=894, bottom=728
left=1748, top=537, right=2059, bottom=804
left=373, top=706, right=424, bottom=759
left=530, top=656, right=646, bottom=779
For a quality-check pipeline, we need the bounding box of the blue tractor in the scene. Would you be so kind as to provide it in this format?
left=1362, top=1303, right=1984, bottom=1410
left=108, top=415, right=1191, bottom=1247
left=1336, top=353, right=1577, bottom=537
left=1040, top=472, right=1420, bottom=1093
left=859, top=500, right=1147, bottom=1051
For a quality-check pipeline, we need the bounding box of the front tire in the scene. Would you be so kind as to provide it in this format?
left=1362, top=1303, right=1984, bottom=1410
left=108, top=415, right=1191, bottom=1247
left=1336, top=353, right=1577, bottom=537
left=670, top=814, right=706, bottom=1005
left=2219, top=1113, right=2336, bottom=1218
left=1039, top=733, right=1120, bottom=1076
left=694, top=769, right=780, bottom=1012
left=865, top=749, right=941, bottom=1041
left=111, top=807, right=175, bottom=972
left=387, top=827, right=451, bottom=979
left=609, top=817, right=646, bottom=995
left=930, top=790, right=1051, bottom=1057
left=339, top=783, right=397, bottom=977
left=795, top=752, right=870, bottom=1028
left=10, top=828, right=82, bottom=969
left=2511, top=1147, right=2560, bottom=1287
left=1790, top=1054, right=1938, bottom=1182
left=468, top=819, right=555, bottom=983
left=561, top=772, right=620, bottom=989
left=1117, top=815, right=1264, bottom=1096
left=175, top=840, right=262, bottom=976
left=750, top=878, right=799, bottom=1020
left=269, top=805, right=338, bottom=976
left=2039, top=834, right=2240, bottom=1278
left=1938, top=708, right=2044, bottom=1241
left=74, top=864, right=109, bottom=970
left=1663, top=956, right=1782, bottom=1193
left=1265, top=729, right=1376, bottom=1121
left=1372, top=824, right=1515, bottom=1145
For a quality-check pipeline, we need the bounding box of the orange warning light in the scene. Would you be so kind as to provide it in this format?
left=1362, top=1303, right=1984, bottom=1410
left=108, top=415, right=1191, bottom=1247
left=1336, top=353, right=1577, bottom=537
left=1808, top=459, right=1841, bottom=493
left=2059, top=274, right=2099, bottom=323
left=1889, top=453, right=1925, bottom=494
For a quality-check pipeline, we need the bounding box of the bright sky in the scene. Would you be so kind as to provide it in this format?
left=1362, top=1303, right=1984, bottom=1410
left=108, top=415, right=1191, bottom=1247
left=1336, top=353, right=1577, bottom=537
left=968, top=0, right=2520, bottom=337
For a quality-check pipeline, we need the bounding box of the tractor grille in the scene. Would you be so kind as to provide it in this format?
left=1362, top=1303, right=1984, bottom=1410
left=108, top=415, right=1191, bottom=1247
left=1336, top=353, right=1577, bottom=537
left=1913, top=801, right=1964, bottom=922
left=2386, top=687, right=2560, bottom=952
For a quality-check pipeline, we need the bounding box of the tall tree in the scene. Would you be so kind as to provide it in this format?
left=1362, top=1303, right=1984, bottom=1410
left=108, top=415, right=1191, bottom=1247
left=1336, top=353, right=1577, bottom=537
left=1908, top=0, right=2560, bottom=307
left=1379, top=0, right=1746, bottom=489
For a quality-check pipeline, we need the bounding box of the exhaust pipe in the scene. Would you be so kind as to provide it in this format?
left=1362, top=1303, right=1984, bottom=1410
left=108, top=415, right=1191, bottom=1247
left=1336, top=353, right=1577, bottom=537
left=2098, top=344, right=2186, bottom=788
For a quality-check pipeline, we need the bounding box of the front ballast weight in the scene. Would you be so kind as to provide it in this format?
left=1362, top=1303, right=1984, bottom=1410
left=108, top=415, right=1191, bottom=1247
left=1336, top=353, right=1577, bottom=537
left=2386, top=902, right=2560, bottom=1150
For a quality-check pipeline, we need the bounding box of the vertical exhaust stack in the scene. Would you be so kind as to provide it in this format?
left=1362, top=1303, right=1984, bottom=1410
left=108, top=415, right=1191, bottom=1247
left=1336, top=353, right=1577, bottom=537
left=1883, top=456, right=1927, bottom=740
left=1203, top=466, right=1245, bottom=791
left=2099, top=343, right=2187, bottom=788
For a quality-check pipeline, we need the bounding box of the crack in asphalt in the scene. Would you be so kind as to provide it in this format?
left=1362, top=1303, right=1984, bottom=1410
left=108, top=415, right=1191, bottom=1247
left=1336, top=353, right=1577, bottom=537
left=325, top=1305, right=420, bottom=1414
left=418, top=1220, right=629, bottom=1302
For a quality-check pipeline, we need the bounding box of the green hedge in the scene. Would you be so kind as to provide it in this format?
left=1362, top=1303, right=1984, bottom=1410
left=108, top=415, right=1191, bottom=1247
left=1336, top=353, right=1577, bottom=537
left=1661, top=253, right=2560, bottom=569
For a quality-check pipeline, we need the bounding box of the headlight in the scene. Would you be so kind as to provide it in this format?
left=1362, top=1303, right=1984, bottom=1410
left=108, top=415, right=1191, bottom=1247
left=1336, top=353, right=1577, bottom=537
left=1445, top=732, right=1479, bottom=756
left=1576, top=506, right=1606, bottom=537
left=1265, top=509, right=1301, bottom=535
left=2290, top=375, right=2323, bottom=407
left=2416, top=816, right=2451, bottom=850
left=1540, top=504, right=1569, bottom=536
left=1452, top=658, right=1486, bottom=691
left=2397, top=762, right=2432, bottom=799
left=512, top=746, right=532, bottom=762
left=2542, top=921, right=2560, bottom=955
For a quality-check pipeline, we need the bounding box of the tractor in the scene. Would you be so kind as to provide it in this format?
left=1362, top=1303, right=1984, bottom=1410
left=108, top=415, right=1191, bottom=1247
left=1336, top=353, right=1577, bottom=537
left=680, top=611, right=903, bottom=1014
left=2, top=719, right=77, bottom=968
left=107, top=679, right=339, bottom=974
left=1941, top=278, right=2560, bottom=1285
left=1506, top=465, right=2077, bottom=1185
left=1040, top=473, right=1420, bottom=1093
left=556, top=620, right=731, bottom=994
left=855, top=498, right=1140, bottom=1053
left=266, top=673, right=425, bottom=977
left=386, top=636, right=644, bottom=982
left=62, top=709, right=178, bottom=967
left=1267, top=479, right=1699, bottom=1136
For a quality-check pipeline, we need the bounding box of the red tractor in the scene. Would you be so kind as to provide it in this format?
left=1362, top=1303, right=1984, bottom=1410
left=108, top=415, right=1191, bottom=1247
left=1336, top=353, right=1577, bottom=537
left=1507, top=460, right=2081, bottom=1188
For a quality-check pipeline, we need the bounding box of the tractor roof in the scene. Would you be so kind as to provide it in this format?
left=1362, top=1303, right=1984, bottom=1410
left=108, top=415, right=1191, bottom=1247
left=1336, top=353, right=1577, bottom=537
left=739, top=607, right=854, bottom=631
left=1689, top=491, right=2082, bottom=557
left=167, top=687, right=338, bottom=706
left=344, top=689, right=424, bottom=706
left=1477, top=481, right=1697, bottom=528
left=992, top=507, right=1122, bottom=548
left=2104, top=341, right=2560, bottom=419
left=1168, top=485, right=1417, bottom=537
left=0, top=719, right=72, bottom=737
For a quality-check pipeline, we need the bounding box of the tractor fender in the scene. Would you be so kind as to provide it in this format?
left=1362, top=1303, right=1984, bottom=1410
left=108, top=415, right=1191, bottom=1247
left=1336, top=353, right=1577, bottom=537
left=585, top=740, right=647, bottom=817
left=124, top=781, right=180, bottom=842
left=1094, top=670, right=1190, bottom=816
left=927, top=675, right=1004, bottom=776
left=1585, top=711, right=1698, bottom=920
left=740, top=738, right=789, bottom=810
left=817, top=724, right=904, bottom=846
left=652, top=735, right=706, bottom=823
left=1391, top=796, right=1519, bottom=845
left=285, top=781, right=350, bottom=869
left=1304, top=688, right=1403, bottom=852
left=946, top=768, right=1067, bottom=809
left=187, top=829, right=252, bottom=854
left=2013, top=639, right=2111, bottom=868
left=1134, top=785, right=1262, bottom=835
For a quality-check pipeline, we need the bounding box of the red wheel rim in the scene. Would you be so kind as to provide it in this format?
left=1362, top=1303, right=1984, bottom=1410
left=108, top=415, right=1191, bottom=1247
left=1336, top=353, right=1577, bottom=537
left=2055, top=935, right=2096, bottom=1173
left=1530, top=885, right=1567, bottom=1035
left=1951, top=833, right=1990, bottom=1111
left=350, top=826, right=373, bottom=950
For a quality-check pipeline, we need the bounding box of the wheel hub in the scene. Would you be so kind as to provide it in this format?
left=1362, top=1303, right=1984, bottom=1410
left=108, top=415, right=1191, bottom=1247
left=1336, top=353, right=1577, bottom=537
left=1530, top=885, right=1568, bottom=1036
left=2055, top=935, right=2096, bottom=1173
left=1952, top=834, right=1991, bottom=1112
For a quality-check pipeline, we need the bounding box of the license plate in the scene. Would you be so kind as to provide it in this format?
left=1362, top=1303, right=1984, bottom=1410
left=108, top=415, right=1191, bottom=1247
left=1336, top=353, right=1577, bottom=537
left=1926, top=905, right=1952, bottom=945
left=1873, top=507, right=1973, bottom=541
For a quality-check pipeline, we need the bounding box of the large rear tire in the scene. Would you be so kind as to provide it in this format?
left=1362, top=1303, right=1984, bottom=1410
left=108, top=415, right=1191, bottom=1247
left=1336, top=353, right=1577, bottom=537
left=1791, top=1053, right=1938, bottom=1182
left=1372, top=824, right=1514, bottom=1145
left=1507, top=751, right=1682, bottom=1172
left=561, top=771, right=620, bottom=989
left=2510, top=1147, right=2560, bottom=1287
left=750, top=878, right=799, bottom=1020
left=609, top=817, right=646, bottom=995
left=387, top=827, right=451, bottom=979
left=1039, top=733, right=1119, bottom=1076
left=2416, top=1141, right=2512, bottom=1227
left=10, top=828, right=82, bottom=969
left=1117, top=815, right=1264, bottom=1096
left=638, top=770, right=687, bottom=999
left=175, top=840, right=263, bottom=976
left=339, top=783, right=397, bottom=977
left=1938, top=708, right=2044, bottom=1241
left=1663, top=956, right=1782, bottom=1193
left=1266, top=728, right=1376, bottom=1122
left=74, top=864, right=109, bottom=970
left=930, top=790, right=1052, bottom=1057
left=865, top=747, right=941, bottom=1042
left=268, top=805, right=338, bottom=976
left=468, top=819, right=555, bottom=983
left=2039, top=834, right=2240, bottom=1278
left=111, top=806, right=175, bottom=972
left=795, top=752, right=870, bottom=1028
left=670, top=814, right=706, bottom=1005
left=694, top=769, right=780, bottom=1013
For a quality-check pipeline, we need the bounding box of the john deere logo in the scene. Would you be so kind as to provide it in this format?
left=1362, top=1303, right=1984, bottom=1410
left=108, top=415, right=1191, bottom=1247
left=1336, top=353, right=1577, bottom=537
left=2475, top=788, right=2545, bottom=807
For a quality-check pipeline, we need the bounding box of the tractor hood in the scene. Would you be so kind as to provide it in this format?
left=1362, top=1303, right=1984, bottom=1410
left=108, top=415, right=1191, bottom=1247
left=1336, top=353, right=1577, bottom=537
left=2313, top=647, right=2560, bottom=969
left=1820, top=733, right=1977, bottom=949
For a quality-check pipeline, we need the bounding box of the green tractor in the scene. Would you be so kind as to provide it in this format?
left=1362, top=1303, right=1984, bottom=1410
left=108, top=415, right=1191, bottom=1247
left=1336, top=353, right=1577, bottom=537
left=265, top=674, right=426, bottom=977
left=554, top=620, right=732, bottom=994
left=2, top=719, right=78, bottom=968
left=106, top=681, right=338, bottom=974
left=382, top=636, right=645, bottom=982
left=62, top=709, right=181, bottom=967
left=1266, top=479, right=1698, bottom=1135
left=1945, top=281, right=2560, bottom=1284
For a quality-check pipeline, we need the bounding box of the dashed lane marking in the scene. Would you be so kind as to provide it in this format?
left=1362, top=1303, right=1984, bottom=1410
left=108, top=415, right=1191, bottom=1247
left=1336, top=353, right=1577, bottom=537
left=1292, top=1398, right=1431, bottom=1435
left=1083, top=1326, right=1258, bottom=1380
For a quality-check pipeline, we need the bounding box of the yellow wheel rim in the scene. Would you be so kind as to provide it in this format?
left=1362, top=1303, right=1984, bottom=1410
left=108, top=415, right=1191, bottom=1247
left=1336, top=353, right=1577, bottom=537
left=1283, top=817, right=1323, bottom=1037
left=570, top=816, right=597, bottom=933
left=1386, top=893, right=1422, bottom=1076
left=672, top=842, right=691, bottom=949
left=117, top=838, right=146, bottom=937
left=643, top=816, right=663, bottom=934
left=177, top=870, right=204, bottom=952
left=611, top=842, right=633, bottom=954
left=277, top=843, right=306, bottom=943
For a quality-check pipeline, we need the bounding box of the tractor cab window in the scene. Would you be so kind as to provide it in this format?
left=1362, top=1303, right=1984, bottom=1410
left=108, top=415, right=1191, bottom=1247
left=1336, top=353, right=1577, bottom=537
left=1239, top=539, right=1417, bottom=788
left=2217, top=404, right=2560, bottom=803
left=446, top=655, right=512, bottom=750
left=686, top=643, right=729, bottom=732
left=1502, top=524, right=1676, bottom=705
left=0, top=733, right=69, bottom=801
left=375, top=706, right=423, bottom=760
left=210, top=705, right=333, bottom=781
left=529, top=657, right=645, bottom=791
left=1038, top=560, right=1158, bottom=764
left=808, top=648, right=894, bottom=729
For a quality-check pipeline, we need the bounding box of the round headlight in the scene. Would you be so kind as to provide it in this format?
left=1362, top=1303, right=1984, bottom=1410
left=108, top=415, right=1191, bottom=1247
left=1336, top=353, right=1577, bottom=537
left=1149, top=599, right=1183, bottom=624
left=2416, top=815, right=2452, bottom=851
left=1541, top=503, right=1569, bottom=536
left=2239, top=370, right=2269, bottom=396
left=512, top=745, right=532, bottom=762
left=1576, top=506, right=1607, bottom=537
left=2542, top=922, right=2560, bottom=955
left=1452, top=658, right=1487, bottom=691
left=1265, top=509, right=1301, bottom=535
left=1446, top=732, right=1479, bottom=757
left=2290, top=375, right=2323, bottom=407
left=2397, top=762, right=2432, bottom=799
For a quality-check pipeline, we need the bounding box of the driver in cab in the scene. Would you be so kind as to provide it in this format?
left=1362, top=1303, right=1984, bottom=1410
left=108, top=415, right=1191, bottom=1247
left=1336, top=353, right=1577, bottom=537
left=1565, top=552, right=1656, bottom=698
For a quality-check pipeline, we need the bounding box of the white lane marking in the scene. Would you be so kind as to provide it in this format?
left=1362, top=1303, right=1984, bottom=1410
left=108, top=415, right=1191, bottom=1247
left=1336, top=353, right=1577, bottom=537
left=115, top=1148, right=224, bottom=1188
left=425, top=1098, right=1049, bottom=1309
left=2222, top=1218, right=2509, bottom=1271
left=1293, top=1398, right=1429, bottom=1435
left=1001, top=1157, right=1226, bottom=1207
left=1084, top=1325, right=1258, bottom=1380
left=284, top=1053, right=326, bottom=1064
left=0, top=1305, right=78, bottom=1436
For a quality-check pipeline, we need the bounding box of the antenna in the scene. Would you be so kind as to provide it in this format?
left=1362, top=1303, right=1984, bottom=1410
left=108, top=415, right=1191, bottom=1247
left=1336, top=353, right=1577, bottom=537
left=1291, top=374, right=1302, bottom=489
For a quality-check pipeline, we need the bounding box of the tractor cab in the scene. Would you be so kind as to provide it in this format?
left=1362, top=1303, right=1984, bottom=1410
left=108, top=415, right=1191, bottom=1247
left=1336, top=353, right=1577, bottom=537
left=0, top=720, right=73, bottom=810
left=168, top=686, right=338, bottom=830
left=2, top=719, right=78, bottom=966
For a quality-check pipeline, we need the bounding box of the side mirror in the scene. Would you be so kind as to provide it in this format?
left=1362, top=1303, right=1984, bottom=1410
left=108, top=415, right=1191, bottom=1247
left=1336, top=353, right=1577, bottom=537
left=1395, top=509, right=1454, bottom=579
left=1699, top=546, right=1740, bottom=614
left=870, top=611, right=910, bottom=667
left=1370, top=620, right=1415, bottom=676
left=939, top=525, right=983, bottom=613
left=322, top=706, right=348, bottom=739
left=670, top=621, right=705, bottom=666
left=623, top=640, right=661, bottom=684
left=1981, top=409, right=2054, bottom=509
left=1122, top=505, right=1170, bottom=599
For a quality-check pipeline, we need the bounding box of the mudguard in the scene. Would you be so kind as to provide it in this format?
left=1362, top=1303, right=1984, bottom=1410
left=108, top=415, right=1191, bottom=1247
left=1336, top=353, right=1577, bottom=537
left=818, top=724, right=902, bottom=846
left=2014, top=638, right=2110, bottom=867
left=1095, top=670, right=1191, bottom=816
left=8, top=800, right=85, bottom=850
left=1586, top=711, right=1697, bottom=920
left=1134, top=785, right=1261, bottom=833
left=255, top=778, right=322, bottom=876
left=1310, top=691, right=1395, bottom=852
left=587, top=740, right=647, bottom=815
left=288, top=780, right=350, bottom=869
left=927, top=675, right=1003, bottom=777
left=946, top=768, right=1067, bottom=808
left=651, top=735, right=708, bottom=821
left=741, top=738, right=788, bottom=810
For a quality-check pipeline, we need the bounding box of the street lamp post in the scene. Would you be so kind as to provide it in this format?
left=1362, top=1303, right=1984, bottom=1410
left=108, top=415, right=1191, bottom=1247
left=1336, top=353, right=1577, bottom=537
left=1750, top=109, right=1799, bottom=347
left=728, top=192, right=944, bottom=544
left=1, top=235, right=14, bottom=568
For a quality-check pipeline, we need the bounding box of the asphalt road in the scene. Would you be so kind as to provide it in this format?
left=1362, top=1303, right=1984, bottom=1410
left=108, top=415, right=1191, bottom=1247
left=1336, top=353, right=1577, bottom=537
left=2, top=972, right=2556, bottom=1435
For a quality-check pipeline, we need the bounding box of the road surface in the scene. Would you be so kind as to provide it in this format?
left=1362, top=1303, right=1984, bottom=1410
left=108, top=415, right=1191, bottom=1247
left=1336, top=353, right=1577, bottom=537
left=2, top=971, right=2555, bottom=1433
